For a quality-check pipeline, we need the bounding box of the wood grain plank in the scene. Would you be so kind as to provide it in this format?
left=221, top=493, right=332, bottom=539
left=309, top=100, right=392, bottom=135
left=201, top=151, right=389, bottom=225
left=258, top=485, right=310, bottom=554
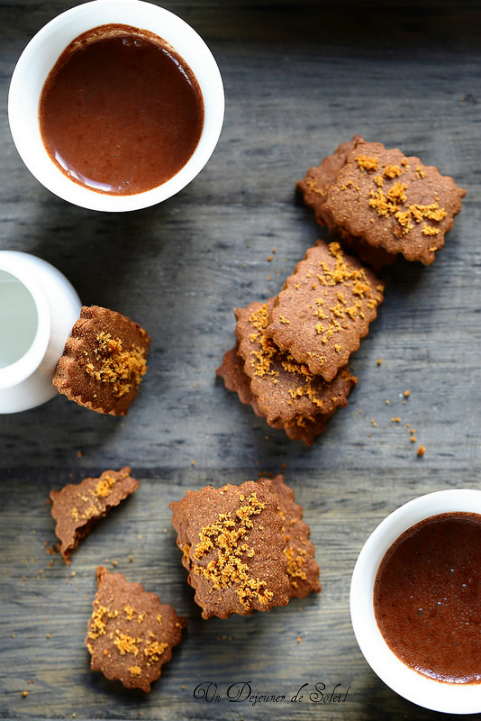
left=1, top=1, right=481, bottom=719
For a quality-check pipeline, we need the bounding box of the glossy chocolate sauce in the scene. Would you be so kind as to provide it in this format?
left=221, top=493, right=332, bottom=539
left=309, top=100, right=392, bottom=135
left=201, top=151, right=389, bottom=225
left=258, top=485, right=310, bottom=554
left=374, top=512, right=481, bottom=684
left=39, top=24, right=204, bottom=195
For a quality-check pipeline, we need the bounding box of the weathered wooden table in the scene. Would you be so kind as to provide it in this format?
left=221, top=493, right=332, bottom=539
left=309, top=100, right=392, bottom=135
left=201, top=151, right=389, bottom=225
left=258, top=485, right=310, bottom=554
left=1, top=1, right=481, bottom=719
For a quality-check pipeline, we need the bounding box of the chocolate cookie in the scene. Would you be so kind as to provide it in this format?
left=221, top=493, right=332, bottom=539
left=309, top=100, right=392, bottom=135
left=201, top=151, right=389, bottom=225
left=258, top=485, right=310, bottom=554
left=49, top=467, right=139, bottom=561
left=216, top=343, right=259, bottom=411
left=171, top=476, right=321, bottom=618
left=296, top=136, right=396, bottom=270
left=170, top=480, right=291, bottom=619
left=216, top=340, right=356, bottom=446
left=321, top=140, right=466, bottom=264
left=86, top=566, right=187, bottom=692
left=235, top=298, right=357, bottom=425
left=258, top=474, right=321, bottom=598
left=296, top=135, right=364, bottom=230
left=53, top=305, right=150, bottom=416
left=265, top=240, right=384, bottom=380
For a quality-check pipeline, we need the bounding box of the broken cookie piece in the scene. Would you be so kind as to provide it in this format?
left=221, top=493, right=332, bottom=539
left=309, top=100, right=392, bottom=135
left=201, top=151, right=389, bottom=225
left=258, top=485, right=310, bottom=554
left=53, top=305, right=150, bottom=416
left=49, top=467, right=139, bottom=562
left=265, top=240, right=384, bottom=380
left=86, top=566, right=187, bottom=692
left=170, top=476, right=321, bottom=619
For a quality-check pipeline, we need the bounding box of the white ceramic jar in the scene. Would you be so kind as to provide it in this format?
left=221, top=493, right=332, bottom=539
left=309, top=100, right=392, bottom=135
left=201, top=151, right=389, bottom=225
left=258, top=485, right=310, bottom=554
left=8, top=0, right=224, bottom=212
left=350, top=489, right=481, bottom=715
left=0, top=251, right=81, bottom=413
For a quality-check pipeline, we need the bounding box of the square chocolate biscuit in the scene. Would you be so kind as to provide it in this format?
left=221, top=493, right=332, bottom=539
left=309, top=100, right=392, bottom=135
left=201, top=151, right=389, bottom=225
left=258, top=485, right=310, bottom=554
left=235, top=298, right=357, bottom=425
left=53, top=305, right=150, bottom=416
left=86, top=566, right=187, bottom=692
left=321, top=140, right=466, bottom=264
left=265, top=240, right=384, bottom=380
left=296, top=135, right=364, bottom=231
left=296, top=136, right=396, bottom=270
left=171, top=480, right=291, bottom=619
left=50, top=467, right=139, bottom=562
left=258, top=475, right=321, bottom=599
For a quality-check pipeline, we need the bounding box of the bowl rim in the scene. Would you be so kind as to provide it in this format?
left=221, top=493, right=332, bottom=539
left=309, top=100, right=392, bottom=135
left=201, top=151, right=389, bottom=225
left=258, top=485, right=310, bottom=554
left=350, top=489, right=481, bottom=715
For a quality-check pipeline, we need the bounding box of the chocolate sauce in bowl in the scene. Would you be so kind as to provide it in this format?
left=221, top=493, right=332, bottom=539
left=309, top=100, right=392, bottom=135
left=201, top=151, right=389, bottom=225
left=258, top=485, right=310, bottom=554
left=39, top=24, right=204, bottom=195
left=374, top=512, right=481, bottom=684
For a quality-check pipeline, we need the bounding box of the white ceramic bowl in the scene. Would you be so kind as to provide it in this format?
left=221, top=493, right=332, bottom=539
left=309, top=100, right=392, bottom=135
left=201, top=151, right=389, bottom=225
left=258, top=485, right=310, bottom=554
left=8, top=0, right=224, bottom=212
left=0, top=251, right=81, bottom=413
left=350, top=489, right=481, bottom=715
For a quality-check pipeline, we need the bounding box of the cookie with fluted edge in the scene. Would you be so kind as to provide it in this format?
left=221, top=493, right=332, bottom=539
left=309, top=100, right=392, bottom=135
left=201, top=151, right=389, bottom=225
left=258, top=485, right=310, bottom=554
left=49, top=467, right=139, bottom=562
left=170, top=476, right=321, bottom=618
left=85, top=566, right=187, bottom=692
left=235, top=297, right=357, bottom=425
left=216, top=343, right=259, bottom=411
left=297, top=135, right=364, bottom=230
left=321, top=140, right=466, bottom=265
left=296, top=135, right=396, bottom=270
left=215, top=341, right=356, bottom=446
left=265, top=240, right=384, bottom=380
left=258, top=474, right=321, bottom=599
left=53, top=305, right=150, bottom=416
left=170, top=480, right=291, bottom=619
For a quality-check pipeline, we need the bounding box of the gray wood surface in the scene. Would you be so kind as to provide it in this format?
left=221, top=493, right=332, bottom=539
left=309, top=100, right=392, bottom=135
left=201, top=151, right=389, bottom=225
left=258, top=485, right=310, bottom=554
left=1, top=1, right=481, bottom=719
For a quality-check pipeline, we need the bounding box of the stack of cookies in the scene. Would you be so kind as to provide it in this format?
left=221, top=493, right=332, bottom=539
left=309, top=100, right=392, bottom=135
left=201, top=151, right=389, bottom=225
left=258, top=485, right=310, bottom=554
left=218, top=137, right=465, bottom=443
left=297, top=136, right=466, bottom=270
left=170, top=475, right=321, bottom=619
left=217, top=239, right=384, bottom=445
